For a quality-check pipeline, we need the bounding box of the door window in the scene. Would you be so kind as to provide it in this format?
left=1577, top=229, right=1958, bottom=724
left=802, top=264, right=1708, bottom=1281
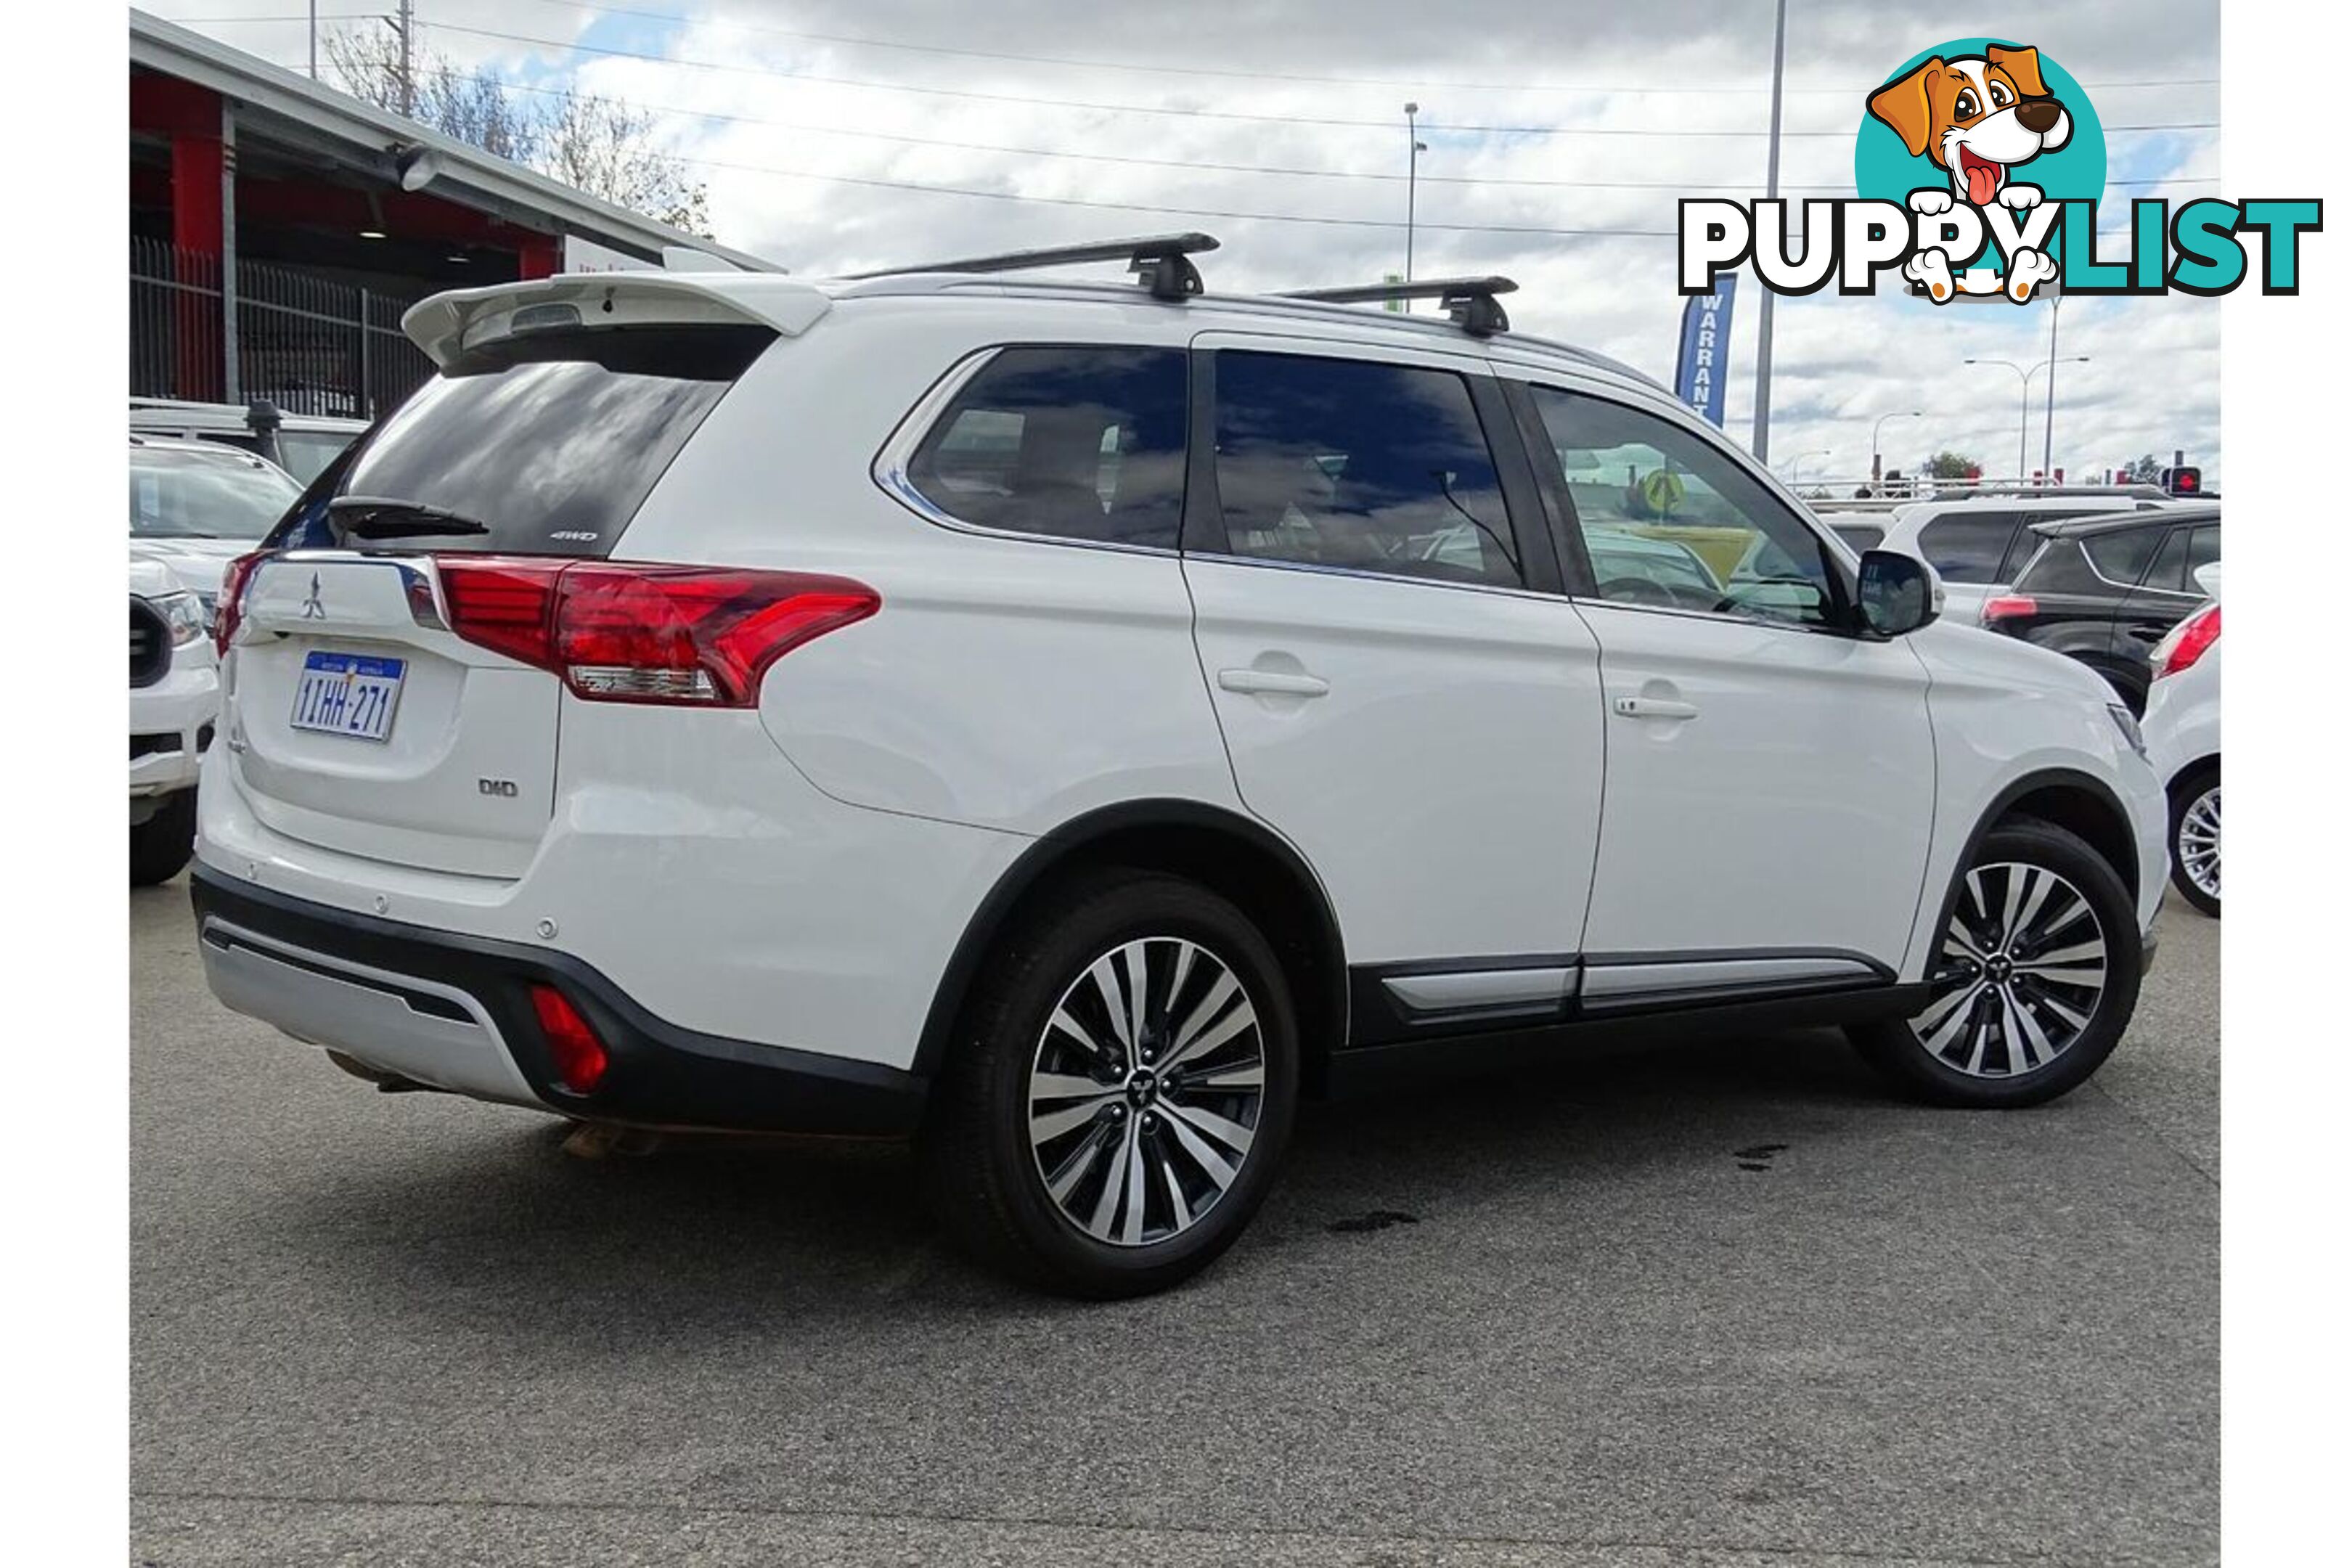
left=1914, top=512, right=2025, bottom=581
left=2084, top=523, right=2167, bottom=585
left=1527, top=386, right=1840, bottom=626
left=907, top=346, right=1189, bottom=548
left=1209, top=351, right=1522, bottom=587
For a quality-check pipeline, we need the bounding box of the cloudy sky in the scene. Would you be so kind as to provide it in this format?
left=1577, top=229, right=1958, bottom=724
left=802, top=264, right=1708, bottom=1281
left=145, top=0, right=2222, bottom=483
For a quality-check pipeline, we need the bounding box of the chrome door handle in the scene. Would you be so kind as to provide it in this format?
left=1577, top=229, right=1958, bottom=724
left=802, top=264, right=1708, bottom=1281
left=1612, top=696, right=1699, bottom=721
left=1218, top=668, right=1330, bottom=698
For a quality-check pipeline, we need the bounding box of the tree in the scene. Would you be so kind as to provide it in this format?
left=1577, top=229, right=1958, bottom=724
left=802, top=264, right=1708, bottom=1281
left=322, top=25, right=709, bottom=234
left=2123, top=454, right=2165, bottom=483
left=1921, top=451, right=1984, bottom=481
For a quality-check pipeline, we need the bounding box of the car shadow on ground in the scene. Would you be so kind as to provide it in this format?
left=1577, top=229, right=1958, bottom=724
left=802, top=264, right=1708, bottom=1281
left=240, top=1022, right=1917, bottom=1336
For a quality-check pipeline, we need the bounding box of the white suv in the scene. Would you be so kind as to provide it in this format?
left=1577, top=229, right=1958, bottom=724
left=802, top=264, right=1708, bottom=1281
left=192, top=237, right=2167, bottom=1296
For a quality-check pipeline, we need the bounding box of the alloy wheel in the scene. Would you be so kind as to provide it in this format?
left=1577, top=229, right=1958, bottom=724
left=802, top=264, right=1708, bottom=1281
left=1026, top=936, right=1266, bottom=1248
left=1908, top=861, right=2110, bottom=1079
left=2177, top=785, right=2221, bottom=902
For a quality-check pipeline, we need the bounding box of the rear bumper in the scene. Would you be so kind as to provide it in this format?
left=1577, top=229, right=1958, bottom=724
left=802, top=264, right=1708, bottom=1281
left=190, top=867, right=928, bottom=1136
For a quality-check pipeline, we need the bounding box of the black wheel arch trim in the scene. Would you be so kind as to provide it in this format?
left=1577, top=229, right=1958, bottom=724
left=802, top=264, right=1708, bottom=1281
left=910, top=798, right=1350, bottom=1080
left=1929, top=767, right=2146, bottom=965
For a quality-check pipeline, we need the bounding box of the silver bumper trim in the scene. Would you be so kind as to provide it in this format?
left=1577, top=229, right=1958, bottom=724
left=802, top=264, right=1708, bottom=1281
left=197, top=915, right=544, bottom=1107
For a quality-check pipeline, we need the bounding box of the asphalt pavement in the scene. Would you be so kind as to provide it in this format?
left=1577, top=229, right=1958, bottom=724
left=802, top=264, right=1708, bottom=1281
left=131, top=880, right=2218, bottom=1567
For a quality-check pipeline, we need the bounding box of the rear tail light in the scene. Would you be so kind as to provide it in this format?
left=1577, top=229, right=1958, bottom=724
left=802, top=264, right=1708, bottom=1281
left=528, top=984, right=609, bottom=1095
left=436, top=558, right=878, bottom=707
left=1979, top=594, right=2038, bottom=624
left=2152, top=603, right=2220, bottom=679
left=214, top=550, right=266, bottom=656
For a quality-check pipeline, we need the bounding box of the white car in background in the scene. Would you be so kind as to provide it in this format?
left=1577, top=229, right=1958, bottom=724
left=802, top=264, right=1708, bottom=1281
left=131, top=558, right=218, bottom=885
left=1879, top=494, right=2176, bottom=626
left=130, top=436, right=304, bottom=619
left=2143, top=563, right=2221, bottom=915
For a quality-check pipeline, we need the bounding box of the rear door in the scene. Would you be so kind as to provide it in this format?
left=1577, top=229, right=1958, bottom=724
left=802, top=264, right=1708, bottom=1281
left=1180, top=336, right=1606, bottom=1003
left=2117, top=519, right=2220, bottom=653
left=220, top=322, right=772, bottom=878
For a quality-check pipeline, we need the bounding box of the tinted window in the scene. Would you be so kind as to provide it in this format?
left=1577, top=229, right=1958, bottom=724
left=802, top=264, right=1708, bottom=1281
left=337, top=324, right=772, bottom=556
left=1916, top=511, right=2024, bottom=581
left=2183, top=523, right=2221, bottom=592
left=2013, top=538, right=2103, bottom=595
left=128, top=449, right=302, bottom=541
left=2084, top=523, right=2167, bottom=584
left=2136, top=526, right=2210, bottom=595
left=1212, top=352, right=1519, bottom=587
left=1830, top=521, right=1885, bottom=551
left=1530, top=385, right=1839, bottom=626
left=907, top=347, right=1188, bottom=547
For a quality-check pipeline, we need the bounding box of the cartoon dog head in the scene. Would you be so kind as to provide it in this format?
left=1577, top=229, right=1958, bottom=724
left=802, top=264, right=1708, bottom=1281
left=1868, top=44, right=2071, bottom=207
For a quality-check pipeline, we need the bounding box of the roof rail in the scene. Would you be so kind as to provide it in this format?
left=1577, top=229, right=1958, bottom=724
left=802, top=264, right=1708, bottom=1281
left=846, top=231, right=1220, bottom=301
left=1278, top=275, right=1517, bottom=337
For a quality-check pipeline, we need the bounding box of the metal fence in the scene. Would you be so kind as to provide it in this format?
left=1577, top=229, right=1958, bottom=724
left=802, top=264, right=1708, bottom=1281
left=130, top=237, right=433, bottom=420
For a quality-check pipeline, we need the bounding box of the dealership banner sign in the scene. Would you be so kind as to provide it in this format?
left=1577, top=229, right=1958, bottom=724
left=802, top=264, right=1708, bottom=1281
left=1673, top=276, right=1735, bottom=427
left=1680, top=37, right=2320, bottom=304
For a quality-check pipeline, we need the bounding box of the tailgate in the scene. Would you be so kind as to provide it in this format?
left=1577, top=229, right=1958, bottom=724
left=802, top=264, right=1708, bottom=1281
left=224, top=553, right=556, bottom=878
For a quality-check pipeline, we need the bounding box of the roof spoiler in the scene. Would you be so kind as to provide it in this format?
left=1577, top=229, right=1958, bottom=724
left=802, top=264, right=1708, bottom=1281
left=401, top=273, right=832, bottom=365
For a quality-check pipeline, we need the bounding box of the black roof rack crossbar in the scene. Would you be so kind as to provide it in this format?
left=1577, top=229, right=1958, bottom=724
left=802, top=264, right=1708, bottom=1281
left=1278, top=275, right=1518, bottom=336
left=846, top=231, right=1220, bottom=301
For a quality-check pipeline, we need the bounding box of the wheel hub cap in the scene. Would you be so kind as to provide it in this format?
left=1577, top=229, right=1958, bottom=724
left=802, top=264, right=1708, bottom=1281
left=1908, top=861, right=2110, bottom=1080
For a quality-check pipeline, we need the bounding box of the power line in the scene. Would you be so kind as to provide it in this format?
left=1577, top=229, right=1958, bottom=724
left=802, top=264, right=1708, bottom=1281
left=661, top=157, right=1684, bottom=236
left=481, top=75, right=2220, bottom=195
left=419, top=21, right=2219, bottom=139
left=475, top=0, right=2222, bottom=99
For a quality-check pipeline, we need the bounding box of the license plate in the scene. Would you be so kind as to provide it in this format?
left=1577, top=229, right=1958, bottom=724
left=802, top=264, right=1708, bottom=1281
left=290, top=651, right=407, bottom=742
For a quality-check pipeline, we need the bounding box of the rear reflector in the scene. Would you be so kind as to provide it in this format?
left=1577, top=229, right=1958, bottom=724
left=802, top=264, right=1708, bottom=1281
left=1979, top=594, right=2038, bottom=624
left=2153, top=603, right=2220, bottom=679
left=436, top=558, right=878, bottom=707
left=528, top=984, right=609, bottom=1095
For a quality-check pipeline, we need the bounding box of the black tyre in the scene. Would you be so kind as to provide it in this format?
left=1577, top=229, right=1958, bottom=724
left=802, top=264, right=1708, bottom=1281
left=1849, top=819, right=2141, bottom=1108
left=2167, top=763, right=2221, bottom=918
left=130, top=791, right=197, bottom=887
left=920, top=869, right=1299, bottom=1298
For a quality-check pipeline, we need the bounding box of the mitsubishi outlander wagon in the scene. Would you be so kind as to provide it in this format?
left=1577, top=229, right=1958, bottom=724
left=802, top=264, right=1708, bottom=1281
left=192, top=235, right=2165, bottom=1297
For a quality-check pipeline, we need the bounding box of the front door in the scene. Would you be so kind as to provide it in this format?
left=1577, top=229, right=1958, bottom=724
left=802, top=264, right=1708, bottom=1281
left=1515, top=380, right=1939, bottom=1000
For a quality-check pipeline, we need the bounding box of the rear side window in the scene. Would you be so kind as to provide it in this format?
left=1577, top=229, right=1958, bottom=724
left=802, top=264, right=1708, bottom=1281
left=906, top=347, right=1188, bottom=548
left=1211, top=351, right=1520, bottom=587
left=1915, top=512, right=2022, bottom=581
left=2084, top=523, right=2166, bottom=584
left=1831, top=522, right=1885, bottom=551
left=2014, top=538, right=2103, bottom=595
left=336, top=324, right=773, bottom=557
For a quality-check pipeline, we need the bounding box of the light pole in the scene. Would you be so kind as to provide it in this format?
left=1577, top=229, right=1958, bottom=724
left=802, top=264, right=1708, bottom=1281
left=1966, top=358, right=2088, bottom=479
left=1872, top=410, right=1923, bottom=485
left=1749, top=0, right=1789, bottom=464
left=1779, top=448, right=1832, bottom=484
left=1404, top=103, right=1426, bottom=287
left=2042, top=295, right=2065, bottom=481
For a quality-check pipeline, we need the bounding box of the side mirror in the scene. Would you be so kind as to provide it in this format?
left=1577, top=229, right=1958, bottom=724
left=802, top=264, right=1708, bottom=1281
left=1856, top=549, right=1940, bottom=637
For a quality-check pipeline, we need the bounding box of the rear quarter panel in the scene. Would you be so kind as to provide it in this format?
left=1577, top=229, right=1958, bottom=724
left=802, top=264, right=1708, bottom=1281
left=614, top=298, right=1244, bottom=836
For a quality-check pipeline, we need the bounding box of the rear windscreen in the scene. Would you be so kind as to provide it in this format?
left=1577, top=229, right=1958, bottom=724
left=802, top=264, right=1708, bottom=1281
left=335, top=324, right=773, bottom=556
